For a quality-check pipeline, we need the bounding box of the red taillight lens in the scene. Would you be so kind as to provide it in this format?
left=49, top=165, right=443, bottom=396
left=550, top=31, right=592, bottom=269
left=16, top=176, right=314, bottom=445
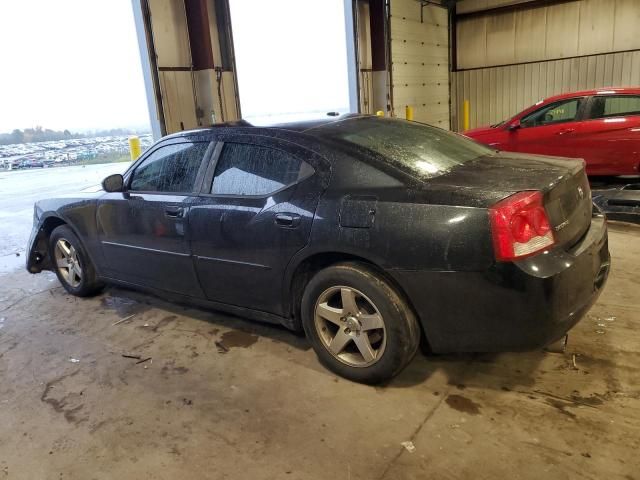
left=489, top=191, right=555, bottom=261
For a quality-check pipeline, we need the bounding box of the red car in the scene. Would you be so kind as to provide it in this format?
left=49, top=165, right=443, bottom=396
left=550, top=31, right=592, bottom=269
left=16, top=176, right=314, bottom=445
left=464, top=87, right=640, bottom=176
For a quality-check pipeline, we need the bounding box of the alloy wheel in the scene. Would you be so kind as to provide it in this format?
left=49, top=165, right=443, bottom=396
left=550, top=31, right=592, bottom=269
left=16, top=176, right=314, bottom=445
left=54, top=238, right=82, bottom=288
left=314, top=286, right=387, bottom=367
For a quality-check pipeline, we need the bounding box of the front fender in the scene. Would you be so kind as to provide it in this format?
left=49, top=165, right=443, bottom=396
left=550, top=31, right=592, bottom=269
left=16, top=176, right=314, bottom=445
left=26, top=206, right=100, bottom=275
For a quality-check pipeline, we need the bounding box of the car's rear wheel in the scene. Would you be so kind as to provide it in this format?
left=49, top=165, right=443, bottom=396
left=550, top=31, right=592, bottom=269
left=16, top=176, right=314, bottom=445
left=49, top=225, right=103, bottom=297
left=301, top=262, right=420, bottom=384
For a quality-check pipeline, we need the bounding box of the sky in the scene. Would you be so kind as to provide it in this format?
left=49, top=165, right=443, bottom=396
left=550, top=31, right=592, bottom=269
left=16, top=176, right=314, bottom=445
left=0, top=0, right=150, bottom=133
left=229, top=0, right=351, bottom=125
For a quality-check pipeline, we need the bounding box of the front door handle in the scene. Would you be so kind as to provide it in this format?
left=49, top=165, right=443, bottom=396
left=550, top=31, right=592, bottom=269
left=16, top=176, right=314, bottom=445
left=165, top=206, right=184, bottom=218
left=556, top=128, right=576, bottom=135
left=275, top=213, right=301, bottom=228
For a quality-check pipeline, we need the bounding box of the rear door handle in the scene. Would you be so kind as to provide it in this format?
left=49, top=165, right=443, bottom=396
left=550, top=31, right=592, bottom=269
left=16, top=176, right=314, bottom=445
left=165, top=206, right=184, bottom=218
left=275, top=213, right=301, bottom=228
left=556, top=128, right=576, bottom=135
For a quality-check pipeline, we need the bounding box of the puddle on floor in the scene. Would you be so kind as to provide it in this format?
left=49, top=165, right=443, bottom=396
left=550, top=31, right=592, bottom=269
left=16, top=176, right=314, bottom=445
left=101, top=294, right=150, bottom=318
left=219, top=330, right=259, bottom=350
left=445, top=394, right=481, bottom=415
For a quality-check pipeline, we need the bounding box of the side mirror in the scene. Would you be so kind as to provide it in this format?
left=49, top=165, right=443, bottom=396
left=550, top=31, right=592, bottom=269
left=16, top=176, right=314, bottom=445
left=102, top=174, right=124, bottom=192
left=507, top=119, right=521, bottom=131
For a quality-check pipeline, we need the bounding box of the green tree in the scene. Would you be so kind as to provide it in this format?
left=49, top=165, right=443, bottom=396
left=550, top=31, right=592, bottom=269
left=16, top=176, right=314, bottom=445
left=10, top=129, right=24, bottom=144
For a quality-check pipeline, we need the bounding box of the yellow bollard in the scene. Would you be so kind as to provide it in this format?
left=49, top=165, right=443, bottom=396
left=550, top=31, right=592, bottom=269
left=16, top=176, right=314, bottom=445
left=463, top=100, right=470, bottom=131
left=128, top=136, right=141, bottom=161
left=405, top=105, right=414, bottom=121
left=376, top=110, right=384, bottom=117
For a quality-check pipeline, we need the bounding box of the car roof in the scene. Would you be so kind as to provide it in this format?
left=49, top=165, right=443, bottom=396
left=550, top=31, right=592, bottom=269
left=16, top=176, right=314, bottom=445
left=542, top=86, right=640, bottom=103
left=160, top=114, right=365, bottom=140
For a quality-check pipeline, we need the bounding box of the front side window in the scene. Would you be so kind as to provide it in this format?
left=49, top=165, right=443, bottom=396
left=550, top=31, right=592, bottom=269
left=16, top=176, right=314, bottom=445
left=589, top=95, right=640, bottom=119
left=211, top=143, right=313, bottom=196
left=130, top=142, right=209, bottom=193
left=520, top=98, right=585, bottom=127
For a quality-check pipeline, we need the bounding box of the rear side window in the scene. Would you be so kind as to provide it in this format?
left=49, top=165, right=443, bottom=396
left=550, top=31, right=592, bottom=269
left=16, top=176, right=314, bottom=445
left=211, top=143, right=313, bottom=196
left=521, top=98, right=584, bottom=127
left=589, top=95, right=640, bottom=119
left=312, top=117, right=492, bottom=179
left=130, top=142, right=209, bottom=193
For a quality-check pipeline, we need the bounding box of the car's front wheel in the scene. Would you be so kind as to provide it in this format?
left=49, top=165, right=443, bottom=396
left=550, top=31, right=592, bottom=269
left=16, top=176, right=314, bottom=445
left=301, top=262, right=420, bottom=384
left=49, top=225, right=103, bottom=297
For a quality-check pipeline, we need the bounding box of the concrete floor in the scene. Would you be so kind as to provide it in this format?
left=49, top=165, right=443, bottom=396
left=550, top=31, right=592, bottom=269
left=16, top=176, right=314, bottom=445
left=1, top=166, right=639, bottom=478
left=0, top=222, right=637, bottom=479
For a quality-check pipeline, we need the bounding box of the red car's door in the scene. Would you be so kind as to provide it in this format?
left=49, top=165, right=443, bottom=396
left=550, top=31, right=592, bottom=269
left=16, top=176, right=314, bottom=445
left=577, top=94, right=640, bottom=175
left=504, top=96, right=588, bottom=158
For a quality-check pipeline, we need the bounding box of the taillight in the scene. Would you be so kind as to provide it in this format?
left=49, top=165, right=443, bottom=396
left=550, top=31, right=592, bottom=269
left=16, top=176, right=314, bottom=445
left=489, top=191, right=555, bottom=261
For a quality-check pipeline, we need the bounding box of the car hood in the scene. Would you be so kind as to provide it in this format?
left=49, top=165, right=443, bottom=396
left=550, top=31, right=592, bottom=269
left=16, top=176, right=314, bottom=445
left=34, top=189, right=104, bottom=218
left=463, top=125, right=500, bottom=138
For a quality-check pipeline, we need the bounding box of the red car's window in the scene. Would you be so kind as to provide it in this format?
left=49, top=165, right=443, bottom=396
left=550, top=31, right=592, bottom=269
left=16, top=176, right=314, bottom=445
left=520, top=98, right=585, bottom=128
left=588, top=95, right=640, bottom=119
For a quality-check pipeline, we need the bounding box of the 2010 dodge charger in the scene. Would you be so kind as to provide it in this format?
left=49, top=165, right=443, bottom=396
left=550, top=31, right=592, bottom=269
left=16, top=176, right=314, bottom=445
left=26, top=115, right=610, bottom=383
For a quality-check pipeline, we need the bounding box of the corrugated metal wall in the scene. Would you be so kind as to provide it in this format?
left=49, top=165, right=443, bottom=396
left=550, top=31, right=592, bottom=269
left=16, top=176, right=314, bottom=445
left=457, top=0, right=640, bottom=70
left=452, top=0, right=640, bottom=131
left=452, top=50, right=640, bottom=130
left=456, top=0, right=542, bottom=14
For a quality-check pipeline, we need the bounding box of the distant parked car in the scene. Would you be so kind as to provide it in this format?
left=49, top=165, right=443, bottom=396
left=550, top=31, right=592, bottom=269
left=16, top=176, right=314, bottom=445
left=20, top=160, right=44, bottom=168
left=464, top=87, right=640, bottom=176
left=26, top=116, right=610, bottom=383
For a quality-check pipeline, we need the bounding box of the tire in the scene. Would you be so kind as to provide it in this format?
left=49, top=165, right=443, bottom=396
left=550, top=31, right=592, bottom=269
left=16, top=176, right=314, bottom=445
left=301, top=262, right=420, bottom=384
left=49, top=225, right=103, bottom=297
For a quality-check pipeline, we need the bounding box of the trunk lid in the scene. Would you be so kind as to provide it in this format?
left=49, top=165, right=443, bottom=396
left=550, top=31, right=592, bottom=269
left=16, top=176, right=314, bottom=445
left=426, top=152, right=593, bottom=249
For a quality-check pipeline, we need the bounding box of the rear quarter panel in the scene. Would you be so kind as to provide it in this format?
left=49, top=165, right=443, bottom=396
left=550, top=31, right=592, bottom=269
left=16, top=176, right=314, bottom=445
left=293, top=153, right=495, bottom=274
left=308, top=190, right=494, bottom=271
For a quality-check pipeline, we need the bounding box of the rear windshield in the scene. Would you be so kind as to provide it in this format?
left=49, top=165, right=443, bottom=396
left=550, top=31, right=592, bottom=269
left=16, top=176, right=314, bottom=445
left=314, top=117, right=494, bottom=178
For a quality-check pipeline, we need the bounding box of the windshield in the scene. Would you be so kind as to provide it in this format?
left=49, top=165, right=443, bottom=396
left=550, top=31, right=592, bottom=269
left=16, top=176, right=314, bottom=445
left=313, top=117, right=494, bottom=178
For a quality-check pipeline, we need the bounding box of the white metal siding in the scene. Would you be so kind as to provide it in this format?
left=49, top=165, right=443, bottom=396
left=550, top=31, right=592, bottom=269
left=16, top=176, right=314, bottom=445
left=390, top=0, right=450, bottom=128
left=457, top=0, right=640, bottom=69
left=452, top=50, right=640, bottom=130
left=456, top=0, right=535, bottom=14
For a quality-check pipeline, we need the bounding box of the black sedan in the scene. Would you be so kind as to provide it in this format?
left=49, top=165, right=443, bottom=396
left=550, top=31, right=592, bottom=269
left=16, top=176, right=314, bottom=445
left=26, top=115, right=610, bottom=384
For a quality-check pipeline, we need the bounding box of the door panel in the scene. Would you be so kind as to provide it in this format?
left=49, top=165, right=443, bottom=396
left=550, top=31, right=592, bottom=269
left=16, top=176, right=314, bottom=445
left=505, top=97, right=587, bottom=159
left=506, top=123, right=577, bottom=157
left=579, top=95, right=640, bottom=175
left=96, top=140, right=212, bottom=296
left=97, top=192, right=203, bottom=296
left=189, top=137, right=328, bottom=315
left=573, top=117, right=640, bottom=175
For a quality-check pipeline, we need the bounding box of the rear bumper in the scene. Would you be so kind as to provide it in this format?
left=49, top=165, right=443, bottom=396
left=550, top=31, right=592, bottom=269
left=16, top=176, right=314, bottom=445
left=389, top=212, right=610, bottom=353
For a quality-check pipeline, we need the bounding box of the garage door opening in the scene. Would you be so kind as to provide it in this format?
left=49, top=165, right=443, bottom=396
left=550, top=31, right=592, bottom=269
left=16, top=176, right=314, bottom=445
left=228, top=0, right=353, bottom=125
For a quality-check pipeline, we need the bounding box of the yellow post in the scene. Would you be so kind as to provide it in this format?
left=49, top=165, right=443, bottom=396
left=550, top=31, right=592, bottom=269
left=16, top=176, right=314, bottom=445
left=463, top=100, right=470, bottom=131
left=405, top=105, right=414, bottom=121
left=128, top=136, right=141, bottom=161
left=376, top=110, right=384, bottom=117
